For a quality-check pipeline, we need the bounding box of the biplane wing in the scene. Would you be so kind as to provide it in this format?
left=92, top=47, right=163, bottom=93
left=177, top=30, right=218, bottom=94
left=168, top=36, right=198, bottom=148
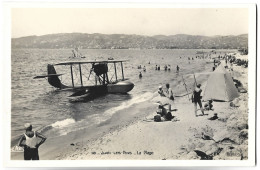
left=54, top=60, right=128, bottom=66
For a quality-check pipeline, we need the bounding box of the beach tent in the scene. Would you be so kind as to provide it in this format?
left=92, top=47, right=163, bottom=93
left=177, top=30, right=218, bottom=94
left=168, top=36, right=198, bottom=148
left=203, top=65, right=239, bottom=102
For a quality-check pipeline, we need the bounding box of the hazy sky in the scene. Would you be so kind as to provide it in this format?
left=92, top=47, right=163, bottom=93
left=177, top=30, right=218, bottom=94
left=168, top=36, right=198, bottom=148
left=12, top=8, right=248, bottom=38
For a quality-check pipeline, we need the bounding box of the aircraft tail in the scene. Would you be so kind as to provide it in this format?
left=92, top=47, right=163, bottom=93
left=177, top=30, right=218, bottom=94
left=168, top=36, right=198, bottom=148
left=47, top=64, right=68, bottom=89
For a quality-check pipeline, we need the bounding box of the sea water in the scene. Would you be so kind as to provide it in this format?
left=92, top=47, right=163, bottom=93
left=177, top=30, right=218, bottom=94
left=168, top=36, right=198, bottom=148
left=11, top=49, right=237, bottom=147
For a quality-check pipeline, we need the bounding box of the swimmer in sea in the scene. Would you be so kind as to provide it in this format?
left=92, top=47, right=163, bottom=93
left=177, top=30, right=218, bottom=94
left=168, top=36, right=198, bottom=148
left=139, top=72, right=142, bottom=78
left=143, top=66, right=146, bottom=72
left=164, top=65, right=168, bottom=71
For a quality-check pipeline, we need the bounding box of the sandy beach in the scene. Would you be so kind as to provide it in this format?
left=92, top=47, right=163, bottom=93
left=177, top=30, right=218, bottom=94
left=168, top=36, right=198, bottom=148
left=45, top=55, right=248, bottom=160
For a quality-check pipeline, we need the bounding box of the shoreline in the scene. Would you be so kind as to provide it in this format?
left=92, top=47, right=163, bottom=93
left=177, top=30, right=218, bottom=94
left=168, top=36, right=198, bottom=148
left=57, top=57, right=248, bottom=160
left=11, top=97, right=157, bottom=160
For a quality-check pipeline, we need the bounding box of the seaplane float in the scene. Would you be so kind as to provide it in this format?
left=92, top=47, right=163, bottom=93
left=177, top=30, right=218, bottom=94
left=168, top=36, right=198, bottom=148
left=34, top=60, right=134, bottom=100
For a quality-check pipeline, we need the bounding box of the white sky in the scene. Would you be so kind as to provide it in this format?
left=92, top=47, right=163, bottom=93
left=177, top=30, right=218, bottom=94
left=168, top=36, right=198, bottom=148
left=11, top=8, right=248, bottom=38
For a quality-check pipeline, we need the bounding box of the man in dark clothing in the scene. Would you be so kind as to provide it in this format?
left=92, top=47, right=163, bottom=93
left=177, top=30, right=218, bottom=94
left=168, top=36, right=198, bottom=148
left=192, top=84, right=204, bottom=116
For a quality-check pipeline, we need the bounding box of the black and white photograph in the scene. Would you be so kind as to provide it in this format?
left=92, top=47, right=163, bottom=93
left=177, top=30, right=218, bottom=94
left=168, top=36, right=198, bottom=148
left=1, top=2, right=257, bottom=167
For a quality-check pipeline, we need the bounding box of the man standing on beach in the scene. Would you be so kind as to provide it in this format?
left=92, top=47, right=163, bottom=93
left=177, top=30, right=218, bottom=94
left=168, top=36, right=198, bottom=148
left=192, top=84, right=204, bottom=116
left=18, top=123, right=47, bottom=160
left=165, top=83, right=174, bottom=101
left=165, top=83, right=174, bottom=111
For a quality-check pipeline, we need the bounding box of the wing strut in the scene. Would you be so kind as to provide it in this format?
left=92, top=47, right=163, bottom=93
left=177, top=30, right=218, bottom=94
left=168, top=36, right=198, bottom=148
left=70, top=65, right=74, bottom=87
left=121, top=62, right=124, bottom=80
left=114, top=63, right=118, bottom=81
left=79, top=63, right=83, bottom=86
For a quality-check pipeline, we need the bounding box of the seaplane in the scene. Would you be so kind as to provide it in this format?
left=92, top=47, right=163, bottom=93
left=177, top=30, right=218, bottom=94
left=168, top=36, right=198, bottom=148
left=34, top=60, right=135, bottom=100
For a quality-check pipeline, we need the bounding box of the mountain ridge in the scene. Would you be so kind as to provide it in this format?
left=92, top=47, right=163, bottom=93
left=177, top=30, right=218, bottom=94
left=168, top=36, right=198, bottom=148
left=12, top=33, right=248, bottom=49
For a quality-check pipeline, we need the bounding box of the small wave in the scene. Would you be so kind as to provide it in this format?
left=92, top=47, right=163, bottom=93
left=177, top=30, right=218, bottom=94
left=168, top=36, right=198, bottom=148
left=95, top=92, right=154, bottom=123
left=51, top=118, right=76, bottom=128
left=35, top=118, right=79, bottom=137
left=37, top=125, right=53, bottom=134
left=37, top=119, right=90, bottom=138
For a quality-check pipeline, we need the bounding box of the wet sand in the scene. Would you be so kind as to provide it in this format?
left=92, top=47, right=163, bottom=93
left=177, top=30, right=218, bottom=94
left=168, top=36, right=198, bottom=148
left=54, top=57, right=249, bottom=160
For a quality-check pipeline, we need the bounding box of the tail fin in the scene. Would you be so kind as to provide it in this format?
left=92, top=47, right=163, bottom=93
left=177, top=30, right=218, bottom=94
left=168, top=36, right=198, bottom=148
left=47, top=64, right=67, bottom=89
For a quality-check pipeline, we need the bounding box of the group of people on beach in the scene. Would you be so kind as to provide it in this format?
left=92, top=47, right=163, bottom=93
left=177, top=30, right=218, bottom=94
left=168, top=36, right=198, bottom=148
left=154, top=52, right=223, bottom=120
left=154, top=83, right=175, bottom=121
left=156, top=82, right=209, bottom=120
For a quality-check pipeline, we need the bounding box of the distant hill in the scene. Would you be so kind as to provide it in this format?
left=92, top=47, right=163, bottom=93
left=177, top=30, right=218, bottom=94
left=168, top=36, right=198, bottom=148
left=11, top=33, right=248, bottom=49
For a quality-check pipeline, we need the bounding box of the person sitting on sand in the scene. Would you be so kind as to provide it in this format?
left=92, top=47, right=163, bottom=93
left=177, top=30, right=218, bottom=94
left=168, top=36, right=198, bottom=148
left=208, top=113, right=218, bottom=120
left=158, top=86, right=165, bottom=97
left=153, top=85, right=173, bottom=114
left=18, top=123, right=47, bottom=160
left=155, top=104, right=174, bottom=122
left=192, top=84, right=204, bottom=116
left=156, top=104, right=168, bottom=116
left=204, top=100, right=213, bottom=111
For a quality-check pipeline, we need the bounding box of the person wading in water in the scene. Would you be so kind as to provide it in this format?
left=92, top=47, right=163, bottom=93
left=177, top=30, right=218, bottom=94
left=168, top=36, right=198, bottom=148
left=18, top=123, right=47, bottom=160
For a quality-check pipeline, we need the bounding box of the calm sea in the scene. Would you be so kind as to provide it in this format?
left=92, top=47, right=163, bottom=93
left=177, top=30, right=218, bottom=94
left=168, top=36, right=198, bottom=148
left=11, top=49, right=236, bottom=146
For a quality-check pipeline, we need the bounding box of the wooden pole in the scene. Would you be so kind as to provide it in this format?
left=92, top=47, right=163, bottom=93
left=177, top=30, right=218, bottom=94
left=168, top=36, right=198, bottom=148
left=193, top=73, right=197, bottom=86
left=114, top=62, right=117, bottom=81
left=79, top=64, right=83, bottom=86
left=182, top=76, right=190, bottom=100
left=70, top=65, right=74, bottom=87
left=121, top=62, right=124, bottom=80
